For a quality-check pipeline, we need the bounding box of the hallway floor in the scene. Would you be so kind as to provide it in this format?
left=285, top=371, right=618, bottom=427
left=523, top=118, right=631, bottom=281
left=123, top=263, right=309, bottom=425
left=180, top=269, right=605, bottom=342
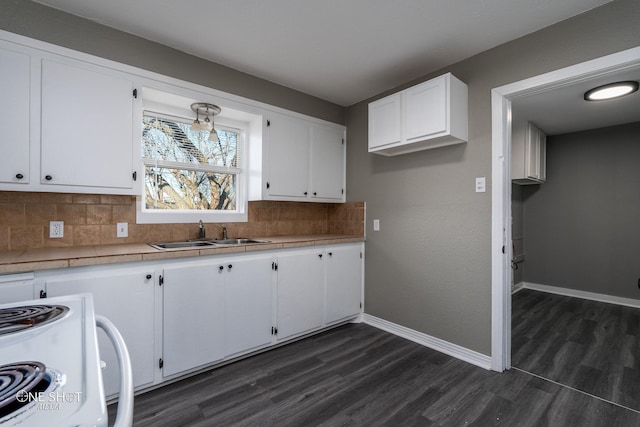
left=512, top=288, right=640, bottom=413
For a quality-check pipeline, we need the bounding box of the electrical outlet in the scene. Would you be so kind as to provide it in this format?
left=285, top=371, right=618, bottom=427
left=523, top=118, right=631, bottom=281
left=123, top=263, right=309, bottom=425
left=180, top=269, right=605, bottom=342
left=475, top=177, right=486, bottom=193
left=116, top=222, right=128, bottom=238
left=49, top=221, right=64, bottom=238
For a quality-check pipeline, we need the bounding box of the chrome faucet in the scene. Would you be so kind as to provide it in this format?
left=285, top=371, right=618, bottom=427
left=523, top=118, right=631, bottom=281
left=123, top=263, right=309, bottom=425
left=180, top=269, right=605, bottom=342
left=198, top=220, right=206, bottom=239
left=219, top=224, right=228, bottom=240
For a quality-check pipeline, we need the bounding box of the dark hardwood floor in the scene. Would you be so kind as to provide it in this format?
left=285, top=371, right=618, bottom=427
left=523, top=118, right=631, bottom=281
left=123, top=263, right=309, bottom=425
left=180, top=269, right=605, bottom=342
left=512, top=288, right=640, bottom=413
left=109, top=321, right=640, bottom=426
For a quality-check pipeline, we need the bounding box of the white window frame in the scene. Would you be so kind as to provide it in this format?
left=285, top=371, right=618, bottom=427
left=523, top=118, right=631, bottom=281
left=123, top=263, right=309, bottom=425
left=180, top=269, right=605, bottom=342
left=137, top=111, right=249, bottom=224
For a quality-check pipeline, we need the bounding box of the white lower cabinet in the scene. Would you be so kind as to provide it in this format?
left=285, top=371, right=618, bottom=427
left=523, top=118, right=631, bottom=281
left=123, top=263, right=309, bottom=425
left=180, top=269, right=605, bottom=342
left=224, top=255, right=274, bottom=357
left=41, top=266, right=156, bottom=398
left=23, top=241, right=363, bottom=395
left=0, top=273, right=35, bottom=305
left=325, top=244, right=363, bottom=324
left=161, top=261, right=225, bottom=378
left=161, top=254, right=274, bottom=377
left=275, top=248, right=326, bottom=341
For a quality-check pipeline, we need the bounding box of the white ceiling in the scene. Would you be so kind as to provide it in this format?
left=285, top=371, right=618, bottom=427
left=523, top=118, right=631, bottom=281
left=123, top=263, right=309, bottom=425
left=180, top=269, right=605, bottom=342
left=33, top=0, right=612, bottom=107
left=512, top=64, right=640, bottom=136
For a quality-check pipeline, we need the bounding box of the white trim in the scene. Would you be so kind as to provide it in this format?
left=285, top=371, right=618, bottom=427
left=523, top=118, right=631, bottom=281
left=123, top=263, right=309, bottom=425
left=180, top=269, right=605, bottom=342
left=511, top=282, right=525, bottom=294
left=491, top=45, right=640, bottom=373
left=522, top=282, right=640, bottom=309
left=362, top=314, right=492, bottom=370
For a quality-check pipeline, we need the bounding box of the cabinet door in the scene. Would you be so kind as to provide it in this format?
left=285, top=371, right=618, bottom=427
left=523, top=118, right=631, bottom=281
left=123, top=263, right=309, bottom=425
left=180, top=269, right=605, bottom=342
left=276, top=249, right=325, bottom=341
left=162, top=263, right=225, bottom=377
left=368, top=93, right=401, bottom=150
left=326, top=245, right=363, bottom=324
left=537, top=129, right=547, bottom=182
left=40, top=59, right=135, bottom=190
left=224, top=256, right=273, bottom=357
left=404, top=77, right=447, bottom=142
left=310, top=124, right=344, bottom=200
left=0, top=45, right=31, bottom=185
left=525, top=123, right=546, bottom=181
left=0, top=274, right=34, bottom=305
left=267, top=111, right=310, bottom=198
left=44, top=267, right=155, bottom=397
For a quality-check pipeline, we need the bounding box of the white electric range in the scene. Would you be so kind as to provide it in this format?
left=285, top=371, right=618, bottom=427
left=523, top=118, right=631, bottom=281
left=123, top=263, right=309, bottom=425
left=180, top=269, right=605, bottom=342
left=0, top=293, right=133, bottom=427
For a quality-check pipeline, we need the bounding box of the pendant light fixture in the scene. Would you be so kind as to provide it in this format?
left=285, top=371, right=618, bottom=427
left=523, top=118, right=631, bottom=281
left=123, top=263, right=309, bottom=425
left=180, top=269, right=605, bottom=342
left=584, top=81, right=639, bottom=101
left=190, top=102, right=221, bottom=140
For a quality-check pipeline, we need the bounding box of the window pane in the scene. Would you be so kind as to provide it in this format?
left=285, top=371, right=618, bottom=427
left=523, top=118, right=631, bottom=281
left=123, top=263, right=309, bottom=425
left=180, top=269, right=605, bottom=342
left=144, top=166, right=236, bottom=211
left=143, top=115, right=238, bottom=168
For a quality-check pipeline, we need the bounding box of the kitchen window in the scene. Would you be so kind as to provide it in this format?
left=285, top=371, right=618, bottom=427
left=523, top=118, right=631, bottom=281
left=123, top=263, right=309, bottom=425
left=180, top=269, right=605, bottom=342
left=137, top=111, right=248, bottom=223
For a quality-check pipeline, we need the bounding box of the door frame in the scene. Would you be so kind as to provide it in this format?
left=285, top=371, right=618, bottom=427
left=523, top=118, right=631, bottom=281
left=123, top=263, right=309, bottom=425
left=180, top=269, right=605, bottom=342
left=490, top=46, right=640, bottom=371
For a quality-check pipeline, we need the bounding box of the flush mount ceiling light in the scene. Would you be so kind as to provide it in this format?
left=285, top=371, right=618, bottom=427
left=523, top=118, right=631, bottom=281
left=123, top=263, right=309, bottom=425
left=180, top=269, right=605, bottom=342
left=584, top=81, right=639, bottom=101
left=190, top=102, right=221, bottom=142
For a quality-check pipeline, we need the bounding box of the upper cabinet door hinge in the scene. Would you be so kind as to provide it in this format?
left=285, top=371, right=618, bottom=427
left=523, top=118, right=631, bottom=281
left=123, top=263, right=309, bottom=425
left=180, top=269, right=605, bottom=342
left=267, top=120, right=270, bottom=127
left=266, top=182, right=270, bottom=189
left=133, top=88, right=138, bottom=99
left=132, top=171, right=137, bottom=181
left=159, top=275, right=164, bottom=286
left=272, top=262, right=278, bottom=271
left=342, top=138, right=344, bottom=145
left=158, top=358, right=163, bottom=369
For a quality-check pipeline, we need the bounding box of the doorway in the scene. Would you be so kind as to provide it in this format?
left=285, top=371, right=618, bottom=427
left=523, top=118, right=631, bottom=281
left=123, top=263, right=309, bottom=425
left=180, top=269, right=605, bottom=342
left=490, top=46, right=640, bottom=372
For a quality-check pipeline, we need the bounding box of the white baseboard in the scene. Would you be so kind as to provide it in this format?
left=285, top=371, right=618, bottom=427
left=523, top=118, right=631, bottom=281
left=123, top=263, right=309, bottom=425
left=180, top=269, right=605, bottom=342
left=522, top=282, right=640, bottom=309
left=362, top=314, right=492, bottom=370
left=512, top=282, right=525, bottom=294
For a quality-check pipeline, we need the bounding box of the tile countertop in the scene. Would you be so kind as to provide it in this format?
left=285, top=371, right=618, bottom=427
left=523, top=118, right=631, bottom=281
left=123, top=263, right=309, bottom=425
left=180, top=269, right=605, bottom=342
left=0, top=235, right=365, bottom=275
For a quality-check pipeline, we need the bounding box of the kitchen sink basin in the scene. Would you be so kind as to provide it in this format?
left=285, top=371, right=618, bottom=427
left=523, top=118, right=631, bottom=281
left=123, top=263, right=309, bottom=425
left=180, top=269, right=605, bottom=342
left=210, top=238, right=270, bottom=245
left=147, top=241, right=218, bottom=250
left=148, top=238, right=270, bottom=250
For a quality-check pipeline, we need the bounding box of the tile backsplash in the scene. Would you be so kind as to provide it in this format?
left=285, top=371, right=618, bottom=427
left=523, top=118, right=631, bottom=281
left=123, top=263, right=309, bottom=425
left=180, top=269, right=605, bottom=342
left=0, top=191, right=364, bottom=252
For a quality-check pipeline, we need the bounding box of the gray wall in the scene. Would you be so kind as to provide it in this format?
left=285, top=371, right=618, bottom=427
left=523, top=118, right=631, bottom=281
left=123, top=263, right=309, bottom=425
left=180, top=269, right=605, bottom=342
left=346, top=0, right=640, bottom=355
left=0, top=0, right=344, bottom=125
left=522, top=122, right=640, bottom=299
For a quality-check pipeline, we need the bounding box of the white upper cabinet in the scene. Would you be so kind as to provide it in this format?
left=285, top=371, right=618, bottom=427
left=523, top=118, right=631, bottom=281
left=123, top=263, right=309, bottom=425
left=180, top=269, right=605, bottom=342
left=309, top=123, right=345, bottom=200
left=40, top=58, right=137, bottom=190
left=369, top=73, right=468, bottom=156
left=512, top=121, right=547, bottom=185
left=0, top=36, right=140, bottom=195
left=0, top=44, right=31, bottom=185
left=368, top=93, right=401, bottom=149
left=265, top=111, right=310, bottom=198
left=254, top=110, right=346, bottom=202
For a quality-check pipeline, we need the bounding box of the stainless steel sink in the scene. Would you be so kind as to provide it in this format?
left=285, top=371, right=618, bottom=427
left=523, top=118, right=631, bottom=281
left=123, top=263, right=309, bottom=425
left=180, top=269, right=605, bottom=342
left=210, top=238, right=270, bottom=245
left=148, top=238, right=270, bottom=250
left=148, top=240, right=218, bottom=250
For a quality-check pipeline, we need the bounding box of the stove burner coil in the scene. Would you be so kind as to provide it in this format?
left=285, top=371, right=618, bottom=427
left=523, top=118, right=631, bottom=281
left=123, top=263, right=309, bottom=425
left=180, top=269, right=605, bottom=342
left=0, top=361, right=50, bottom=420
left=0, top=305, right=69, bottom=335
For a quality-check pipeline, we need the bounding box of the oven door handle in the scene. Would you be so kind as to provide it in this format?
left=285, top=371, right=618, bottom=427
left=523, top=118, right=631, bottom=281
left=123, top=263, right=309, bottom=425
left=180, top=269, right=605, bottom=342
left=96, top=315, right=133, bottom=427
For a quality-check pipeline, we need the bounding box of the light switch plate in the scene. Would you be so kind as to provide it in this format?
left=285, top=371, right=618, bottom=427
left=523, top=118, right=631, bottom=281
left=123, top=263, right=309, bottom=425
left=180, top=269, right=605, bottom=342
left=116, top=222, right=128, bottom=238
left=373, top=219, right=380, bottom=231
